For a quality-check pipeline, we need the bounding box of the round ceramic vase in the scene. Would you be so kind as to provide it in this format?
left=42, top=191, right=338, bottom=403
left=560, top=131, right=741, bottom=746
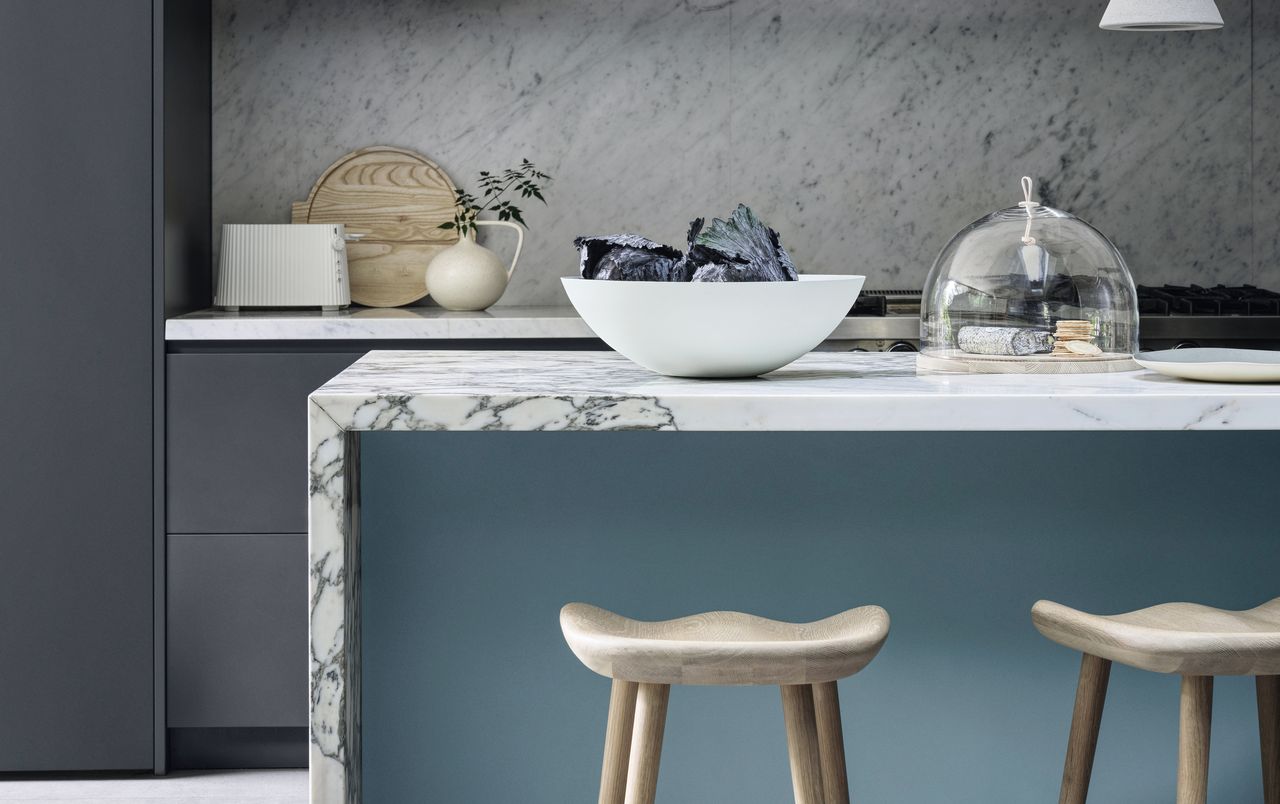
left=425, top=220, right=524, bottom=311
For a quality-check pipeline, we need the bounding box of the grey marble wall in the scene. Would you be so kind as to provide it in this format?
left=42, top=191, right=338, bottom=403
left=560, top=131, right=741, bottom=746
left=213, top=0, right=1274, bottom=305
left=1256, top=1, right=1279, bottom=280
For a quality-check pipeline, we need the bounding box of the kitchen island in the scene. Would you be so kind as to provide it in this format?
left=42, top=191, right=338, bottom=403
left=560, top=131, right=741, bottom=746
left=309, top=352, right=1280, bottom=803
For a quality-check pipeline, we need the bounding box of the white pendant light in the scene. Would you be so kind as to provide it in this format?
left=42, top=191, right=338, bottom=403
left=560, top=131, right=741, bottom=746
left=1100, top=0, right=1224, bottom=30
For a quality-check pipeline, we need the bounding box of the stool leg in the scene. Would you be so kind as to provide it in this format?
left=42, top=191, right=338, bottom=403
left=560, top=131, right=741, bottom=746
left=781, top=684, right=827, bottom=804
left=624, top=683, right=669, bottom=804
left=1258, top=676, right=1280, bottom=804
left=811, top=681, right=850, bottom=804
left=1058, top=653, right=1111, bottom=804
left=599, top=679, right=639, bottom=804
left=1176, top=675, right=1213, bottom=804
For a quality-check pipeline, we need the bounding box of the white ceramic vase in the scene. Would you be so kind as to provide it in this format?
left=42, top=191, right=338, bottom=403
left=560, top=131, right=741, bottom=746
left=425, top=220, right=524, bottom=311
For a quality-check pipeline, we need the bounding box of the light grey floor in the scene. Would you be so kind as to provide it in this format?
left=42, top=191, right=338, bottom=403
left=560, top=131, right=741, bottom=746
left=0, top=769, right=306, bottom=804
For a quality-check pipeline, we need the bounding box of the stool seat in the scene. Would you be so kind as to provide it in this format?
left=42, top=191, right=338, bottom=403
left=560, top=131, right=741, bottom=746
left=1033, top=597, right=1280, bottom=676
left=560, top=602, right=890, bottom=685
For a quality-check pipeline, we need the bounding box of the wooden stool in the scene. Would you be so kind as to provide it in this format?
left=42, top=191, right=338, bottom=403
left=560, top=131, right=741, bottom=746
left=560, top=603, right=890, bottom=804
left=1033, top=597, right=1280, bottom=804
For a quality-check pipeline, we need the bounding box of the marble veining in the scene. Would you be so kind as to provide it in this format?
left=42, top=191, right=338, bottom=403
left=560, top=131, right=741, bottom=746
left=307, top=350, right=1280, bottom=802
left=307, top=403, right=350, bottom=803
left=215, top=0, right=1273, bottom=309
left=311, top=351, right=1280, bottom=431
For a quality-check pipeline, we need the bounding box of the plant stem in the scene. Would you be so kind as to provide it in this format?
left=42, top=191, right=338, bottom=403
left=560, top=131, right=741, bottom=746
left=484, top=175, right=524, bottom=207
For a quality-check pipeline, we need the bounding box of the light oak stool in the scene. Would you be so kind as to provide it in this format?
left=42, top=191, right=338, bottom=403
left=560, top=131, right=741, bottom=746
left=560, top=603, right=890, bottom=804
left=1033, top=597, right=1280, bottom=804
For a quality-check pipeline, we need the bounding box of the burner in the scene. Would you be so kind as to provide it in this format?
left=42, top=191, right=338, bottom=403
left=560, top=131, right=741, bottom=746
left=1137, top=285, right=1280, bottom=316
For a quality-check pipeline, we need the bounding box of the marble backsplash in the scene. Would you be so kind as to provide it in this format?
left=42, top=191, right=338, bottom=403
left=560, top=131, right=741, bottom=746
left=213, top=0, right=1276, bottom=306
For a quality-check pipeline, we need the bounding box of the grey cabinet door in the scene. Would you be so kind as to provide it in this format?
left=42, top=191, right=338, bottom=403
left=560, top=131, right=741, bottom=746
left=168, top=534, right=307, bottom=728
left=167, top=353, right=365, bottom=534
left=0, top=0, right=154, bottom=770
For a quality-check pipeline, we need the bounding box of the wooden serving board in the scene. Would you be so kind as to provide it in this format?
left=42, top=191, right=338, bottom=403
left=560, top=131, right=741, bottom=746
left=916, top=349, right=1139, bottom=374
left=292, top=146, right=459, bottom=307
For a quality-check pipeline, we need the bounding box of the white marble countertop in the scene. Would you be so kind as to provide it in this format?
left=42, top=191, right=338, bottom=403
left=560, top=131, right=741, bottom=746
left=166, top=305, right=595, bottom=340
left=165, top=305, right=920, bottom=342
left=305, top=348, right=1280, bottom=802
left=308, top=351, right=1280, bottom=432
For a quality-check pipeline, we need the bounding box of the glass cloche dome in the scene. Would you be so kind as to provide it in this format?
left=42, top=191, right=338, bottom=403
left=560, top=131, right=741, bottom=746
left=918, top=178, right=1139, bottom=374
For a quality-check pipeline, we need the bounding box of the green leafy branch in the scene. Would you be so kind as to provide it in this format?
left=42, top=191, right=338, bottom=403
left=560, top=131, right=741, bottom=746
left=440, top=159, right=551, bottom=237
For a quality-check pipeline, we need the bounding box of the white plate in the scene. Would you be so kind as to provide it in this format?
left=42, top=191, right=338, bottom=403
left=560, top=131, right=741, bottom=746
left=1134, top=348, right=1280, bottom=383
left=562, top=275, right=864, bottom=378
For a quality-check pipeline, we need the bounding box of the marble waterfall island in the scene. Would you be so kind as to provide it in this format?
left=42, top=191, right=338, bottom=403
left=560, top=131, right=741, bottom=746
left=307, top=351, right=1280, bottom=803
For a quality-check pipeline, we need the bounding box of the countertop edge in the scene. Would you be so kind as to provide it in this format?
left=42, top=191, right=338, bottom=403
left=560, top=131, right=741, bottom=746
left=305, top=351, right=1280, bottom=433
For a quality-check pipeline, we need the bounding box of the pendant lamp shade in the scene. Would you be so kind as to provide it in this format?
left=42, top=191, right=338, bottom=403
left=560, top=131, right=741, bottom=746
left=1100, top=0, right=1223, bottom=30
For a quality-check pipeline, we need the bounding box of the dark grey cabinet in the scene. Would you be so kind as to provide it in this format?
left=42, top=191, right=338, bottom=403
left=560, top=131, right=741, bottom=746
left=168, top=533, right=307, bottom=728
left=1, top=0, right=211, bottom=772
left=165, top=351, right=361, bottom=766
left=167, top=353, right=365, bottom=534
left=0, top=0, right=156, bottom=772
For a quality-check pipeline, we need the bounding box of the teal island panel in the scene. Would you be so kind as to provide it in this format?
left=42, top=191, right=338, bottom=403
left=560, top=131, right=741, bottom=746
left=361, top=431, right=1280, bottom=803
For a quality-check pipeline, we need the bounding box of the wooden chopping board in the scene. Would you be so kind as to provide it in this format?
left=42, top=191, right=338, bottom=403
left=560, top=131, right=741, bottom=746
left=292, top=146, right=459, bottom=307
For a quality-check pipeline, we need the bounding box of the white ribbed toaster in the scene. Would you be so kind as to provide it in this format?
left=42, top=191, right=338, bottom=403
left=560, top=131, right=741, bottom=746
left=216, top=224, right=351, bottom=310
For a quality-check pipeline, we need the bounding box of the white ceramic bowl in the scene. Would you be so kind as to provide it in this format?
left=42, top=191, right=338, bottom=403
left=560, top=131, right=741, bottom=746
left=562, top=275, right=865, bottom=378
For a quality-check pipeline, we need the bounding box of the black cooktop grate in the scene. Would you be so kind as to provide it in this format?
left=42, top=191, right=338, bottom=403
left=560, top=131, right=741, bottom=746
left=1137, top=285, right=1280, bottom=316
left=848, top=284, right=1280, bottom=318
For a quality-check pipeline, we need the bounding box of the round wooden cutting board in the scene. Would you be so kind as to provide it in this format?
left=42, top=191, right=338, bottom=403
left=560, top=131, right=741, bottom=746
left=292, top=146, right=460, bottom=307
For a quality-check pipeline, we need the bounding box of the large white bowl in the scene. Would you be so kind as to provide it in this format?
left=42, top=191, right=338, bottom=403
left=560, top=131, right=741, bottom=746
left=562, top=275, right=865, bottom=378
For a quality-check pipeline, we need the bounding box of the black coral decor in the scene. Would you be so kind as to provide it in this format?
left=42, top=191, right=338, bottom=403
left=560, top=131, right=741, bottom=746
left=576, top=205, right=798, bottom=283
left=574, top=234, right=684, bottom=281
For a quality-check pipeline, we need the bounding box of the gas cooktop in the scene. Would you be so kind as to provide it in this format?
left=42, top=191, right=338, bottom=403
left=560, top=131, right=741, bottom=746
left=1137, top=285, right=1280, bottom=316
left=850, top=284, right=1280, bottom=317
left=843, top=284, right=1280, bottom=350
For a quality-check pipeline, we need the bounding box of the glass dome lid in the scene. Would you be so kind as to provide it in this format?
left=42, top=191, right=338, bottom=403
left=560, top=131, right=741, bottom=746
left=917, top=177, right=1139, bottom=374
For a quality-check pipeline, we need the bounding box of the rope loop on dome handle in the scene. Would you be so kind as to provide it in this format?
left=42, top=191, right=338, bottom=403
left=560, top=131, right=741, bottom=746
left=1018, top=176, right=1038, bottom=245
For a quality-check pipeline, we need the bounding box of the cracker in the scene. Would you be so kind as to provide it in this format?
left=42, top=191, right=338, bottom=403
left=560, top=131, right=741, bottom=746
left=1065, top=341, right=1102, bottom=356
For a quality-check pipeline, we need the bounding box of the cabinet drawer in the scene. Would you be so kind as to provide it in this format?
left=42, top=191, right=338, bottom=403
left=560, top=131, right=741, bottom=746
left=166, top=352, right=363, bottom=533
left=167, top=533, right=306, bottom=728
